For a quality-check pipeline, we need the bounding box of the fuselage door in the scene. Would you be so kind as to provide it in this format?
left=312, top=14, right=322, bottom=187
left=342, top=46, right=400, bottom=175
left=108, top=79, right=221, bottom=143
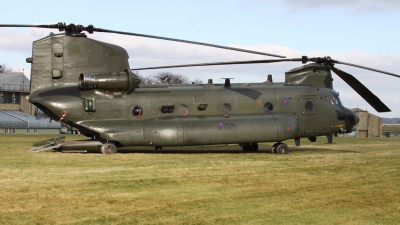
left=299, top=97, right=318, bottom=134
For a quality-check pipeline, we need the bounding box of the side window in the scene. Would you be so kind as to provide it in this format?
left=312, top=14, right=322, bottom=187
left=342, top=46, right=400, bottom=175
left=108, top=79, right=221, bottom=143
left=331, top=96, right=342, bottom=108
left=305, top=101, right=314, bottom=112
left=263, top=102, right=273, bottom=112
left=198, top=104, right=208, bottom=111
left=221, top=103, right=232, bottom=117
left=84, top=98, right=96, bottom=111
left=301, top=98, right=316, bottom=115
left=178, top=104, right=189, bottom=116
left=331, top=91, right=343, bottom=108
left=132, top=106, right=143, bottom=118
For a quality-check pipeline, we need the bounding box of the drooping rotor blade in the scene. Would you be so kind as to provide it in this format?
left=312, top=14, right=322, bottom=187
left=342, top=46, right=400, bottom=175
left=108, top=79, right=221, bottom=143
left=0, top=23, right=286, bottom=58
left=331, top=66, right=391, bottom=112
left=333, top=60, right=400, bottom=78
left=132, top=58, right=302, bottom=70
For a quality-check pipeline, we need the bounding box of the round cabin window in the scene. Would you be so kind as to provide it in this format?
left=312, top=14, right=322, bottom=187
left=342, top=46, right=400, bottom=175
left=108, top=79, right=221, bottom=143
left=263, top=102, right=273, bottom=112
left=305, top=101, right=314, bottom=112
left=132, top=106, right=143, bottom=118
left=221, top=103, right=232, bottom=116
left=178, top=104, right=189, bottom=116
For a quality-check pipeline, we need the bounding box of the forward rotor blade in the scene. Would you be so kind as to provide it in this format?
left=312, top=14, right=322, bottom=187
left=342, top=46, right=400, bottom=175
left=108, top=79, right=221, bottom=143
left=331, top=66, right=391, bottom=112
left=132, top=58, right=302, bottom=70
left=334, top=60, right=400, bottom=78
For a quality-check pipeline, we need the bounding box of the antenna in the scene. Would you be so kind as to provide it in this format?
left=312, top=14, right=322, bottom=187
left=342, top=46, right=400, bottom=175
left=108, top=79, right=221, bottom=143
left=23, top=69, right=25, bottom=92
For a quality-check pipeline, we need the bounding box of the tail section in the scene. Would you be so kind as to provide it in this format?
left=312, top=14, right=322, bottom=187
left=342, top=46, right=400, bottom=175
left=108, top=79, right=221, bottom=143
left=27, top=33, right=132, bottom=94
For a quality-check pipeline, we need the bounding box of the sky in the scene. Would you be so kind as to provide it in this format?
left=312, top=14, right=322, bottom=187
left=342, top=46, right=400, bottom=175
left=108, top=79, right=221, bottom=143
left=1, top=0, right=400, bottom=117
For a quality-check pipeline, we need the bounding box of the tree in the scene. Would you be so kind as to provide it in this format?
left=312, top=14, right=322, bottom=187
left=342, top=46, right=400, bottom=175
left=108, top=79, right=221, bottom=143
left=136, top=71, right=202, bottom=85
left=154, top=72, right=190, bottom=84
left=0, top=63, right=13, bottom=73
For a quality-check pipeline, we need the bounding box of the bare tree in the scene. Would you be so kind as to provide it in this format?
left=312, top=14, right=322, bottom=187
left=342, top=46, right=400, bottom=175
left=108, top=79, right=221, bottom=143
left=154, top=72, right=190, bottom=84
left=136, top=71, right=203, bottom=85
left=0, top=63, right=13, bottom=73
left=192, top=79, right=203, bottom=84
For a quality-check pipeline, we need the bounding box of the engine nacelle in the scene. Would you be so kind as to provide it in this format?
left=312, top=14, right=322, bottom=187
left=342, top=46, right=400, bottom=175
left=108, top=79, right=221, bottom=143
left=79, top=69, right=141, bottom=93
left=285, top=63, right=332, bottom=89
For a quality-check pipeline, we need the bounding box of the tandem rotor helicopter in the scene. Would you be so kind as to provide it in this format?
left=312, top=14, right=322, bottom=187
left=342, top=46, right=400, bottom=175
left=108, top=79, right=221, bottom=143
left=1, top=22, right=399, bottom=154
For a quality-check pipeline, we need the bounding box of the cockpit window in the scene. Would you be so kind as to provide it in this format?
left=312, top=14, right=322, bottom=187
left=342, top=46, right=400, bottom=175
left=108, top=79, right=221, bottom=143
left=331, top=92, right=343, bottom=108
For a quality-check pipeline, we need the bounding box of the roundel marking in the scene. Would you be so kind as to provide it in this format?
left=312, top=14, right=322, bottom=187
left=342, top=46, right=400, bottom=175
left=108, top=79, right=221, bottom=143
left=282, top=98, right=289, bottom=105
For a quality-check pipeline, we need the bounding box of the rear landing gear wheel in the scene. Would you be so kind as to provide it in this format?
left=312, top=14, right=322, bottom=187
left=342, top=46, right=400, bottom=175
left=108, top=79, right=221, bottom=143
left=271, top=143, right=280, bottom=153
left=155, top=146, right=162, bottom=150
left=242, top=143, right=258, bottom=151
left=275, top=143, right=289, bottom=154
left=101, top=143, right=117, bottom=154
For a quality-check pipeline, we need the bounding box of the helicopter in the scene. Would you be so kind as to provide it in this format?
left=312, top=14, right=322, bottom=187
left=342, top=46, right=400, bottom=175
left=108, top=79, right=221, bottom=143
left=1, top=22, right=399, bottom=154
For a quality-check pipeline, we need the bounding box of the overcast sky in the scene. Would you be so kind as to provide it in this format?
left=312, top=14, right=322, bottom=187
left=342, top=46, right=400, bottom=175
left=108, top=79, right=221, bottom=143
left=1, top=0, right=400, bottom=117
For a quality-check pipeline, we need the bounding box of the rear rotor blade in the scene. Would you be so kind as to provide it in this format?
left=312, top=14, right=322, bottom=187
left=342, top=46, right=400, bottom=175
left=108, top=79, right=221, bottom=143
left=0, top=23, right=86, bottom=33
left=133, top=58, right=302, bottom=70
left=93, top=28, right=285, bottom=58
left=331, top=66, right=391, bottom=112
left=0, top=24, right=59, bottom=28
left=0, top=23, right=286, bottom=58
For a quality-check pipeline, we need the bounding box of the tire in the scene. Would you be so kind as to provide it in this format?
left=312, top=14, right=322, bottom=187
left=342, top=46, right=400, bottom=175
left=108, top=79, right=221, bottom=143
left=275, top=143, right=289, bottom=154
left=271, top=143, right=280, bottom=153
left=101, top=143, right=117, bottom=154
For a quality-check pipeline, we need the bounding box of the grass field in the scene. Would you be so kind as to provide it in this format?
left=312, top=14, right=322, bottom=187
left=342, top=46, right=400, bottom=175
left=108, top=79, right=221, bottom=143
left=0, top=134, right=399, bottom=224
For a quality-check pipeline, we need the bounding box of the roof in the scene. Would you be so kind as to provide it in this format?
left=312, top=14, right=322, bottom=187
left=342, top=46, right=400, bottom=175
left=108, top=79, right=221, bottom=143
left=352, top=107, right=367, bottom=112
left=0, top=72, right=30, bottom=93
left=0, top=110, right=61, bottom=129
left=352, top=108, right=380, bottom=118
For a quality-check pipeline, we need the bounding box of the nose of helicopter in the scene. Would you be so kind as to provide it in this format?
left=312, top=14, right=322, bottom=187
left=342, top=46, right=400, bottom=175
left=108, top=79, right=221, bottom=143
left=353, top=111, right=360, bottom=126
left=344, top=108, right=359, bottom=130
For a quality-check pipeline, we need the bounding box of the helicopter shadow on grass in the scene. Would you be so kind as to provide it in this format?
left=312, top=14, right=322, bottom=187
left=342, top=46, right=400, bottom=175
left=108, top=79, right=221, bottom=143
left=116, top=145, right=334, bottom=154
left=53, top=143, right=363, bottom=155
left=56, top=146, right=367, bottom=154
left=290, top=145, right=367, bottom=154
left=117, top=146, right=266, bottom=154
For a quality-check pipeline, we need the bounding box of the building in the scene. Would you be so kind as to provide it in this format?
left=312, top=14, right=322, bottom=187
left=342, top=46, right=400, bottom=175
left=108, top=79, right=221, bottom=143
left=0, top=72, right=33, bottom=115
left=0, top=72, right=61, bottom=134
left=353, top=108, right=382, bottom=137
left=0, top=110, right=61, bottom=134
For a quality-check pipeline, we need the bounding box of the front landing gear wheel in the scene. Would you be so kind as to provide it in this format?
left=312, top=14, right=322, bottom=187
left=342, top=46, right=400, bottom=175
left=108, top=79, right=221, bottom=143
left=275, top=143, right=289, bottom=154
left=101, top=143, right=117, bottom=154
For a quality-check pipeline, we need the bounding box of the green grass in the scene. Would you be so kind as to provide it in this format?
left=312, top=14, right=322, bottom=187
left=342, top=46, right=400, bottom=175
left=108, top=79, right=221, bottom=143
left=0, top=134, right=399, bottom=224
